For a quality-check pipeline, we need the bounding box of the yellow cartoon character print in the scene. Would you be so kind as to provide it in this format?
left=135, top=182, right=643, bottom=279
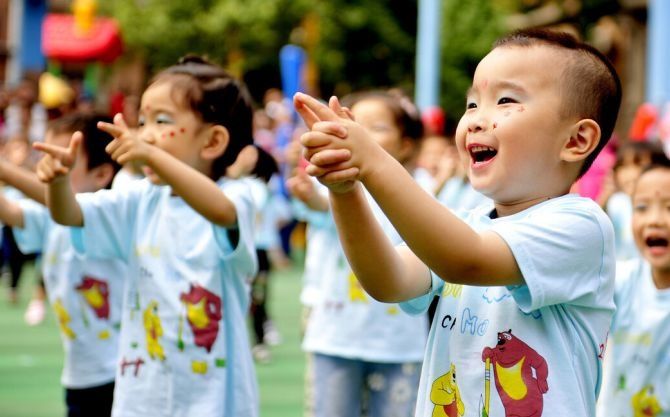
left=53, top=298, right=76, bottom=340
left=348, top=272, right=368, bottom=303
left=430, top=363, right=464, bottom=417
left=143, top=301, right=165, bottom=361
left=631, top=385, right=662, bottom=417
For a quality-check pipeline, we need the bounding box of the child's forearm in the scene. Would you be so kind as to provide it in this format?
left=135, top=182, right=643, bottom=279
left=0, top=194, right=25, bottom=228
left=330, top=183, right=429, bottom=302
left=0, top=163, right=47, bottom=205
left=303, top=191, right=329, bottom=212
left=147, top=150, right=238, bottom=227
left=361, top=151, right=522, bottom=286
left=47, top=177, right=83, bottom=226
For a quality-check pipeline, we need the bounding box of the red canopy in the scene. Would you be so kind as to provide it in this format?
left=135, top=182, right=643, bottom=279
left=42, top=14, right=123, bottom=63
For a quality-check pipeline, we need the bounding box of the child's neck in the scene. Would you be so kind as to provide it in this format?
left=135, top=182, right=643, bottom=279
left=651, top=268, right=670, bottom=290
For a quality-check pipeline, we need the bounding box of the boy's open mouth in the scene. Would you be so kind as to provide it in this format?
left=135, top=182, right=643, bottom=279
left=645, top=236, right=669, bottom=249
left=469, top=144, right=498, bottom=165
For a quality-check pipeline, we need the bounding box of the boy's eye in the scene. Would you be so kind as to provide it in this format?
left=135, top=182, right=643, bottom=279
left=498, top=97, right=516, bottom=105
left=466, top=102, right=477, bottom=109
left=137, top=116, right=146, bottom=127
left=633, top=204, right=647, bottom=212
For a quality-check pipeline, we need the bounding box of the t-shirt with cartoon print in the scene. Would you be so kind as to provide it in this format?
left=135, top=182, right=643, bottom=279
left=401, top=194, right=615, bottom=417
left=14, top=199, right=126, bottom=389
left=71, top=178, right=258, bottom=417
left=597, top=258, right=670, bottom=417
left=302, top=173, right=430, bottom=364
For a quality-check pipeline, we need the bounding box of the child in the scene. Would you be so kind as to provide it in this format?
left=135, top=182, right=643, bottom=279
left=288, top=90, right=429, bottom=417
left=34, top=56, right=259, bottom=417
left=295, top=28, right=621, bottom=417
left=596, top=155, right=670, bottom=417
left=598, top=141, right=663, bottom=260
left=227, top=144, right=282, bottom=362
left=0, top=112, right=125, bottom=417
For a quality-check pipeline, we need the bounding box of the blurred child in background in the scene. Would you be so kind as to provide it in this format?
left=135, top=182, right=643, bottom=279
left=597, top=151, right=670, bottom=417
left=0, top=113, right=124, bottom=417
left=289, top=90, right=429, bottom=417
left=599, top=141, right=664, bottom=260
left=35, top=56, right=260, bottom=417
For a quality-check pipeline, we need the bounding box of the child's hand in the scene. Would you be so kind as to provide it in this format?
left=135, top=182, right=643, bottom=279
left=98, top=114, right=154, bottom=165
left=226, top=145, right=258, bottom=179
left=286, top=171, right=316, bottom=203
left=33, top=131, right=82, bottom=183
left=294, top=93, right=383, bottom=193
left=286, top=171, right=329, bottom=212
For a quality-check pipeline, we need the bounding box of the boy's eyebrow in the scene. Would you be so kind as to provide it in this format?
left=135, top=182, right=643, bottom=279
left=466, top=80, right=527, bottom=98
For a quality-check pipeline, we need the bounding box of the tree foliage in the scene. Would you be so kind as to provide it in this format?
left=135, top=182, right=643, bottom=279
left=103, top=0, right=418, bottom=101
left=440, top=0, right=507, bottom=130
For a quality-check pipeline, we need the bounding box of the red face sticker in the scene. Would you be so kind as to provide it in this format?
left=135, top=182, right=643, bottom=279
left=493, top=122, right=498, bottom=129
left=169, top=131, right=175, bottom=137
left=179, top=127, right=186, bottom=134
left=517, top=106, right=525, bottom=113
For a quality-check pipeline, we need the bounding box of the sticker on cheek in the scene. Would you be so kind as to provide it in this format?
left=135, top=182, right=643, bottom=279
left=493, top=122, right=498, bottom=129
left=517, top=106, right=525, bottom=113
left=169, top=131, right=175, bottom=137
left=179, top=127, right=186, bottom=134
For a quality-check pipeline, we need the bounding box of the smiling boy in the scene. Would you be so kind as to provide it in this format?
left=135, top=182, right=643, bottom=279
left=294, top=29, right=621, bottom=417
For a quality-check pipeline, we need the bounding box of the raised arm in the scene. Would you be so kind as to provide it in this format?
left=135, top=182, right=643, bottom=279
left=295, top=93, right=523, bottom=289
left=33, top=133, right=84, bottom=226
left=99, top=115, right=238, bottom=227
left=0, top=160, right=47, bottom=204
left=0, top=193, right=25, bottom=228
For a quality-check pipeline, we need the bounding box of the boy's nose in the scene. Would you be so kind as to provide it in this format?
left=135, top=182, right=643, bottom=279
left=467, top=117, right=487, bottom=133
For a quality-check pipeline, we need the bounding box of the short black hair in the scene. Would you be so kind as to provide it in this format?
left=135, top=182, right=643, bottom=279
left=150, top=55, right=254, bottom=180
left=494, top=28, right=622, bottom=178
left=47, top=113, right=121, bottom=188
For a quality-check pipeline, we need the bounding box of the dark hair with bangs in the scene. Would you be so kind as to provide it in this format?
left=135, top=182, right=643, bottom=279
left=494, top=28, right=622, bottom=178
left=48, top=112, right=121, bottom=189
left=149, top=55, right=254, bottom=179
left=341, top=90, right=424, bottom=142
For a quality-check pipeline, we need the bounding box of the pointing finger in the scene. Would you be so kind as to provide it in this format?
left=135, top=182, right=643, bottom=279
left=294, top=93, right=340, bottom=123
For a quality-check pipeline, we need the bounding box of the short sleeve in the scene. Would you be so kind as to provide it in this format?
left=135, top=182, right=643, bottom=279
left=13, top=199, right=50, bottom=254
left=213, top=179, right=258, bottom=279
left=400, top=270, right=444, bottom=315
left=493, top=201, right=614, bottom=312
left=72, top=183, right=145, bottom=259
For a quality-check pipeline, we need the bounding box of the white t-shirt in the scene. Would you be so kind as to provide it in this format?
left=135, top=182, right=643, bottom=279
left=291, top=178, right=332, bottom=307
left=14, top=199, right=126, bottom=389
left=606, top=192, right=638, bottom=260
left=597, top=258, right=670, bottom=417
left=401, top=194, right=615, bottom=417
left=437, top=176, right=492, bottom=212
left=72, top=178, right=258, bottom=417
left=302, top=180, right=429, bottom=363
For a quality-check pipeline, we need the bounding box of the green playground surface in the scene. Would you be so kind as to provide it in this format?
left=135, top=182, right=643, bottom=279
left=0, top=262, right=306, bottom=417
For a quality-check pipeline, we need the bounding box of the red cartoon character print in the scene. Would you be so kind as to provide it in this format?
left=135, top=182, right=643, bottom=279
left=180, top=284, right=222, bottom=352
left=76, top=276, right=110, bottom=319
left=481, top=329, right=549, bottom=417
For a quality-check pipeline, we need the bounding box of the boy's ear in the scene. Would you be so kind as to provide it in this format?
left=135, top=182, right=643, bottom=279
left=201, top=125, right=230, bottom=161
left=560, top=119, right=601, bottom=163
left=90, top=163, right=115, bottom=190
